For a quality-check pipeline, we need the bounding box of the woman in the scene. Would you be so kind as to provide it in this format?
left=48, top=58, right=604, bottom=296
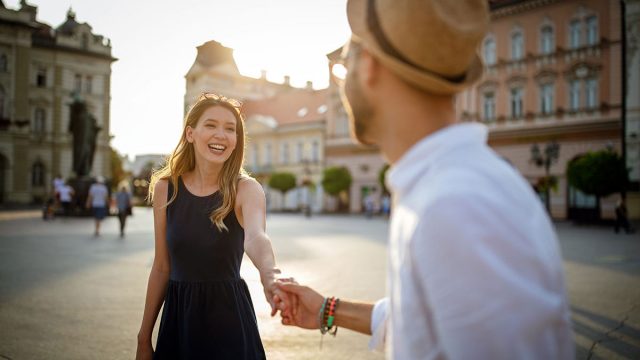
left=136, top=93, right=290, bottom=359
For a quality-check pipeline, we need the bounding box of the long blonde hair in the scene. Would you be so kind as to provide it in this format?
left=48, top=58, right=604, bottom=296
left=148, top=94, right=248, bottom=232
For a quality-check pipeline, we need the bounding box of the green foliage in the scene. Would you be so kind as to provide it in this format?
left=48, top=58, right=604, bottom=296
left=110, top=148, right=126, bottom=190
left=268, top=172, right=297, bottom=194
left=567, top=150, right=628, bottom=197
left=322, top=166, right=352, bottom=196
left=378, top=164, right=390, bottom=194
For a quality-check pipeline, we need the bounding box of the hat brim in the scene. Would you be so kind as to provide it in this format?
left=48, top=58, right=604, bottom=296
left=347, top=0, right=484, bottom=95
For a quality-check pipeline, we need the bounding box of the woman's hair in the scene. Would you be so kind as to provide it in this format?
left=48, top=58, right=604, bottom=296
left=148, top=93, right=248, bottom=232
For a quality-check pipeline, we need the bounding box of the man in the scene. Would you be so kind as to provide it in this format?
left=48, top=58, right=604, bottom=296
left=275, top=0, right=574, bottom=358
left=86, top=176, right=109, bottom=236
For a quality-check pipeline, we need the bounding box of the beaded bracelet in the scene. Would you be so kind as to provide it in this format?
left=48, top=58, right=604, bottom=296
left=319, top=296, right=340, bottom=349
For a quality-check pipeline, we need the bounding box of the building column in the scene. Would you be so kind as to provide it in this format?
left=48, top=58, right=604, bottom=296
left=625, top=0, right=640, bottom=217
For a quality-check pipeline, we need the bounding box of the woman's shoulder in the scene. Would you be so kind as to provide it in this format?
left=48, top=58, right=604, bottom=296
left=237, top=176, right=264, bottom=199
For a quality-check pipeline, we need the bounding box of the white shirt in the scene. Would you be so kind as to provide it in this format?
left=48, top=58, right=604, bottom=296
left=53, top=177, right=65, bottom=192
left=370, top=123, right=574, bottom=359
left=58, top=185, right=73, bottom=202
left=89, top=183, right=109, bottom=207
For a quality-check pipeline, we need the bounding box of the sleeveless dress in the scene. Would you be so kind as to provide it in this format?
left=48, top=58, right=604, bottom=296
left=154, top=178, right=266, bottom=359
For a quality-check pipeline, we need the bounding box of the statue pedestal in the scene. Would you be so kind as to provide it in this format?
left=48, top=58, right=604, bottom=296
left=68, top=177, right=97, bottom=217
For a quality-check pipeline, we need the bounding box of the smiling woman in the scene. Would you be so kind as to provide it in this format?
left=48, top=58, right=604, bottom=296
left=137, top=93, right=292, bottom=359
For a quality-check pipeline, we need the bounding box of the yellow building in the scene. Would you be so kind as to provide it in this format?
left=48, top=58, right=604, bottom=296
left=243, top=89, right=327, bottom=211
left=0, top=3, right=116, bottom=204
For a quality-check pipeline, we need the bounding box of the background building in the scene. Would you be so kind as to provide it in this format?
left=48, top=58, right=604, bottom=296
left=457, top=0, right=629, bottom=220
left=0, top=2, right=115, bottom=204
left=325, top=47, right=386, bottom=213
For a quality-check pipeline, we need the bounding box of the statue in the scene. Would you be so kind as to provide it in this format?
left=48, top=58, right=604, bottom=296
left=68, top=95, right=101, bottom=177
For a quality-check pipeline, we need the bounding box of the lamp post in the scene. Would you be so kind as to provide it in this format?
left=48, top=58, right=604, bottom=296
left=530, top=141, right=560, bottom=213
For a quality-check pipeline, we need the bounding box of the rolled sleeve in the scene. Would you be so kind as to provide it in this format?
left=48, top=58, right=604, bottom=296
left=369, top=297, right=389, bottom=351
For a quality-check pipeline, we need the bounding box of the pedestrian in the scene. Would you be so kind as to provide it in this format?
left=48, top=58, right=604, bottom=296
left=364, top=192, right=375, bottom=219
left=58, top=181, right=75, bottom=217
left=615, top=197, right=634, bottom=234
left=53, top=173, right=65, bottom=211
left=86, top=176, right=109, bottom=237
left=115, top=184, right=132, bottom=237
left=274, top=0, right=574, bottom=359
left=381, top=193, right=390, bottom=218
left=136, top=93, right=293, bottom=360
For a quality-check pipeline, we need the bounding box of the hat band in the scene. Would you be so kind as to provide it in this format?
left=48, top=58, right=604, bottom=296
left=365, top=0, right=467, bottom=84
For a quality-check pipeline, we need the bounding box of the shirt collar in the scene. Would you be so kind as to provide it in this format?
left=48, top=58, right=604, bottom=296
left=386, top=123, right=488, bottom=193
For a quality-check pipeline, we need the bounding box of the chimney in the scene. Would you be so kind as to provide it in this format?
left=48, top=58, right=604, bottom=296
left=283, top=75, right=291, bottom=86
left=305, top=81, right=313, bottom=90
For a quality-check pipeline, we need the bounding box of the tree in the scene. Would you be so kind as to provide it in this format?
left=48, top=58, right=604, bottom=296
left=378, top=164, right=390, bottom=195
left=268, top=172, right=297, bottom=210
left=322, top=166, right=352, bottom=211
left=567, top=149, right=628, bottom=219
left=110, top=148, right=126, bottom=190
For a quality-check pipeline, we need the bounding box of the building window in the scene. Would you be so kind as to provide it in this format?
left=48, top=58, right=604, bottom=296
left=264, top=143, right=272, bottom=166
left=569, top=20, right=582, bottom=49
left=511, top=31, right=524, bottom=60
left=586, top=78, right=598, bottom=108
left=483, top=37, right=496, bottom=65
left=36, top=67, right=47, bottom=88
left=74, top=74, right=82, bottom=93
left=281, top=143, right=289, bottom=164
left=296, top=142, right=304, bottom=163
left=540, top=25, right=554, bottom=54
left=539, top=84, right=554, bottom=115
left=482, top=92, right=496, bottom=121
left=569, top=80, right=581, bottom=111
left=34, top=108, right=46, bottom=135
left=510, top=87, right=524, bottom=119
left=0, top=54, right=7, bottom=72
left=86, top=76, right=93, bottom=94
left=312, top=141, right=319, bottom=162
left=586, top=16, right=598, bottom=45
left=32, top=161, right=45, bottom=187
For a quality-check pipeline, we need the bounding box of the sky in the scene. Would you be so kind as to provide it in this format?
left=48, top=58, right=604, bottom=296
left=6, top=0, right=351, bottom=158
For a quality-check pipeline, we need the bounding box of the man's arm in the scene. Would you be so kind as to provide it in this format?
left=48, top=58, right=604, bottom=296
left=276, top=282, right=374, bottom=335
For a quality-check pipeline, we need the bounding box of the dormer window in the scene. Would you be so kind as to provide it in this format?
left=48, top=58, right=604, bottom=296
left=82, top=33, right=89, bottom=49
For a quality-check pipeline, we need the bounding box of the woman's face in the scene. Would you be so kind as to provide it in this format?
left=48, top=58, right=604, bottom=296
left=186, top=105, right=238, bottom=166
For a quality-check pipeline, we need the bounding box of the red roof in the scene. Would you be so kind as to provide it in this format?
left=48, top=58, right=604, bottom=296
left=242, top=88, right=328, bottom=126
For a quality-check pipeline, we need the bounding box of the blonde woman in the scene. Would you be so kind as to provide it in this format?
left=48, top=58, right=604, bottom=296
left=136, top=94, right=290, bottom=359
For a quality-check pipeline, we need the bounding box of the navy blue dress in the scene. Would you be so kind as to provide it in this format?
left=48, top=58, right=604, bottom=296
left=154, top=178, right=266, bottom=359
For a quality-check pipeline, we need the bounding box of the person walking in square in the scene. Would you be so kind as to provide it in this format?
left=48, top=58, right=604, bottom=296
left=86, top=176, right=109, bottom=236
left=274, top=1, right=574, bottom=359
left=115, top=184, right=132, bottom=237
left=136, top=93, right=292, bottom=359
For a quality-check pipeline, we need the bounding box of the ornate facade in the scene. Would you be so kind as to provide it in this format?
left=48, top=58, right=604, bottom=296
left=457, top=0, right=630, bottom=219
left=0, top=2, right=115, bottom=204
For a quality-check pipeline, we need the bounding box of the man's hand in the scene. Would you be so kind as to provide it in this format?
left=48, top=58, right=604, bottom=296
left=264, top=277, right=297, bottom=319
left=275, top=282, right=324, bottom=329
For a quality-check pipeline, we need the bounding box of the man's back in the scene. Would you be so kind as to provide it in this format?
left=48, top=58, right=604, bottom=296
left=385, top=123, right=574, bottom=359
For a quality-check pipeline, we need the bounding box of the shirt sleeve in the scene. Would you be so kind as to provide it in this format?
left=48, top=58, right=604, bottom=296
left=368, top=297, right=389, bottom=351
left=412, top=193, right=567, bottom=359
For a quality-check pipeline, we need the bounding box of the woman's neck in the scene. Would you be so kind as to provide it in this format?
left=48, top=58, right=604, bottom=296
left=184, top=161, right=222, bottom=194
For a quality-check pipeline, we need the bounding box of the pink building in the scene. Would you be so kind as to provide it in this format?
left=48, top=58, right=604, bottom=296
left=456, top=0, right=628, bottom=220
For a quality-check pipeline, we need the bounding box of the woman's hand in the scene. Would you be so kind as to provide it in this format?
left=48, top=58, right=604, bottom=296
left=135, top=338, right=153, bottom=360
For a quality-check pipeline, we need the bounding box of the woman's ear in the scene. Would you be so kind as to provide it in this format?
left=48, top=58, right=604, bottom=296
left=185, top=126, right=194, bottom=143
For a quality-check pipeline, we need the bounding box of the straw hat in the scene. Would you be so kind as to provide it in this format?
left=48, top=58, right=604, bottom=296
left=346, top=0, right=490, bottom=95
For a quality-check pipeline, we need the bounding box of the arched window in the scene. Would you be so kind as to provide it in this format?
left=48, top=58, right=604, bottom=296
left=586, top=78, right=598, bottom=108
left=511, top=31, right=524, bottom=60
left=540, top=25, right=554, bottom=54
left=483, top=37, right=496, bottom=65
left=510, top=87, right=524, bottom=119
left=32, top=161, right=45, bottom=187
left=539, top=83, right=555, bottom=115
left=312, top=141, right=319, bottom=162
left=569, top=19, right=582, bottom=48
